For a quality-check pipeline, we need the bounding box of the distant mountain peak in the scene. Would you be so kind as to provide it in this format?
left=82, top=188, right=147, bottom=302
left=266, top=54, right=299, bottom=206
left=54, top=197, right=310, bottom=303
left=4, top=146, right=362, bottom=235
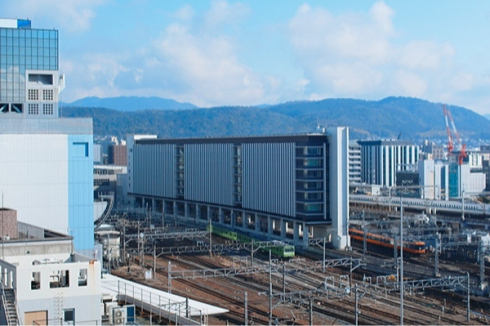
left=64, top=96, right=197, bottom=112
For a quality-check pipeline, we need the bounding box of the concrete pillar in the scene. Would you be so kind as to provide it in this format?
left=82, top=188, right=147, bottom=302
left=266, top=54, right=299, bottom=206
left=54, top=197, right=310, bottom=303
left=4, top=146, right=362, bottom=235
left=243, top=212, right=248, bottom=229
left=255, top=214, right=260, bottom=232
left=293, top=221, right=300, bottom=243
left=219, top=207, right=224, bottom=224
left=231, top=210, right=236, bottom=228
left=173, top=201, right=177, bottom=217
left=302, top=224, right=309, bottom=248
left=281, top=219, right=286, bottom=238
left=267, top=216, right=273, bottom=236
left=184, top=203, right=189, bottom=219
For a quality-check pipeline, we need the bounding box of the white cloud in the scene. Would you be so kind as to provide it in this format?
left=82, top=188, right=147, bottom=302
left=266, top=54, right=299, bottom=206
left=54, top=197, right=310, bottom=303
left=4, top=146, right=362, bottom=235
left=394, top=70, right=428, bottom=97
left=49, top=1, right=488, bottom=115
left=204, top=0, right=250, bottom=30
left=398, top=41, right=453, bottom=70
left=3, top=0, right=105, bottom=32
left=60, top=1, right=278, bottom=106
left=449, top=72, right=473, bottom=92
left=369, top=1, right=395, bottom=36
left=174, top=5, right=194, bottom=21
left=287, top=1, right=467, bottom=104
left=150, top=20, right=266, bottom=106
left=315, top=63, right=383, bottom=96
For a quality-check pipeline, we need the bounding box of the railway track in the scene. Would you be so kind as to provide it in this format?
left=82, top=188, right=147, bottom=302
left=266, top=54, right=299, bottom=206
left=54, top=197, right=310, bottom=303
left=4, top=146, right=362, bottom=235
left=124, top=237, right=488, bottom=325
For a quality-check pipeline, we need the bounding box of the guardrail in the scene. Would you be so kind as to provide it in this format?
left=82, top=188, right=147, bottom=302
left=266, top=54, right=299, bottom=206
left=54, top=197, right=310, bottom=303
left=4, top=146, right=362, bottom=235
left=114, top=280, right=205, bottom=325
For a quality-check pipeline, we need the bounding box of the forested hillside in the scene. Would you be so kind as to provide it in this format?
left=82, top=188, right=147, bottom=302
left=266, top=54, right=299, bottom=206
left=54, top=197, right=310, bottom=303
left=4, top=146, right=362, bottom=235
left=61, top=97, right=490, bottom=142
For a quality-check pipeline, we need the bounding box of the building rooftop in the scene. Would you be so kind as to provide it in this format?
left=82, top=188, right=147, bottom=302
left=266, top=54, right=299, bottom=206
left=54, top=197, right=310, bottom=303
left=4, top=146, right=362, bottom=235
left=0, top=118, right=92, bottom=134
left=357, top=139, right=415, bottom=146
left=136, top=133, right=330, bottom=145
left=0, top=18, right=31, bottom=29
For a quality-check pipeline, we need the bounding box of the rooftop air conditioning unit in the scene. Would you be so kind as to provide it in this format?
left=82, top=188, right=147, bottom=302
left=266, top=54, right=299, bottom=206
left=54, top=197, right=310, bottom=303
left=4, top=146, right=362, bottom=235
left=112, top=307, right=126, bottom=325
left=105, top=301, right=118, bottom=316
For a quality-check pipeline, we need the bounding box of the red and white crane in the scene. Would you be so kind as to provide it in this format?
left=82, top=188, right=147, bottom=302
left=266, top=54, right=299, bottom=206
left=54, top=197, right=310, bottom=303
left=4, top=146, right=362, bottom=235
left=442, top=104, right=467, bottom=165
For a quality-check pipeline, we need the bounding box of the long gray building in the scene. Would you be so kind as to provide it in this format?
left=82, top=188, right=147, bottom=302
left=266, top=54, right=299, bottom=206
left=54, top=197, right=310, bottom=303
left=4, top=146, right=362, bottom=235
left=127, top=128, right=350, bottom=249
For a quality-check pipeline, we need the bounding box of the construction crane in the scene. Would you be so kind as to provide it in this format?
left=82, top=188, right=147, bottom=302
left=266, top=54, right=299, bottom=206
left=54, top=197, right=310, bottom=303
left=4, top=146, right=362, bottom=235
left=442, top=104, right=467, bottom=165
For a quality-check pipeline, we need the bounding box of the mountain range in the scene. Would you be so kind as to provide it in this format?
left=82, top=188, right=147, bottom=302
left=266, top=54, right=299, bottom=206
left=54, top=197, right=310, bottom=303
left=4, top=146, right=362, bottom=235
left=62, top=96, right=197, bottom=111
left=61, top=96, right=490, bottom=143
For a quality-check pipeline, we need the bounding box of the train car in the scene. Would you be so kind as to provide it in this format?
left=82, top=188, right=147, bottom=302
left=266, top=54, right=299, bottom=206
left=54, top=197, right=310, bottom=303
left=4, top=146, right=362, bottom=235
left=236, top=232, right=253, bottom=243
left=206, top=224, right=238, bottom=241
left=208, top=225, right=295, bottom=258
left=262, top=243, right=295, bottom=258
left=349, top=228, right=426, bottom=255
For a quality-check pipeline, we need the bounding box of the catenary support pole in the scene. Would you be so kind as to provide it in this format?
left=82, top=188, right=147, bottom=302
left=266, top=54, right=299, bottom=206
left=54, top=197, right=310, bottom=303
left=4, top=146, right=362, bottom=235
left=244, top=291, right=248, bottom=326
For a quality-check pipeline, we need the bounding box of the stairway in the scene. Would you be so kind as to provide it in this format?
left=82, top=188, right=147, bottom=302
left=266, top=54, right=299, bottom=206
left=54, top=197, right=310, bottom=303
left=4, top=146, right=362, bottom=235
left=2, top=289, right=19, bottom=325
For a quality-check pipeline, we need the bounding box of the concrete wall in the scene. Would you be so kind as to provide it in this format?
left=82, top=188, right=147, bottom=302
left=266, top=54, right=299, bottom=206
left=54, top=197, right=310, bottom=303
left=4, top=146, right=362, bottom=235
left=2, top=258, right=101, bottom=325
left=328, top=127, right=350, bottom=249
left=0, top=134, right=69, bottom=235
left=0, top=130, right=94, bottom=250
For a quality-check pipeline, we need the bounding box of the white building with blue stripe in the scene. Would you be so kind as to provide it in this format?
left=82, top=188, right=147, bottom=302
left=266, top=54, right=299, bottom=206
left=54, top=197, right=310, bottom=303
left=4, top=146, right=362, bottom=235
left=0, top=18, right=94, bottom=252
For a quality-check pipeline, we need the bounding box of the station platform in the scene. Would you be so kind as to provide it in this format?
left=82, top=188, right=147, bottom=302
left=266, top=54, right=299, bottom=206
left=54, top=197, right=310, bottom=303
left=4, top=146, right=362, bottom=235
left=101, top=273, right=228, bottom=324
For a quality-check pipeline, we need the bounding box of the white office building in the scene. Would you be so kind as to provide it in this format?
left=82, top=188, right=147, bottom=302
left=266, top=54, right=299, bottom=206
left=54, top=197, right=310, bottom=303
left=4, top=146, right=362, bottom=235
left=358, top=140, right=419, bottom=188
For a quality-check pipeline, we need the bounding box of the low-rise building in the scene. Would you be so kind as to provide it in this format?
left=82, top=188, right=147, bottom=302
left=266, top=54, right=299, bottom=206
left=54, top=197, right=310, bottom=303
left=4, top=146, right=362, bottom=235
left=0, top=208, right=101, bottom=325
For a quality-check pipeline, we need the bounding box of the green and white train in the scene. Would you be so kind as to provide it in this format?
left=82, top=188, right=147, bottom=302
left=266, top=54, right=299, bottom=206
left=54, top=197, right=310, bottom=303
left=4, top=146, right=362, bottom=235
left=207, top=225, right=295, bottom=258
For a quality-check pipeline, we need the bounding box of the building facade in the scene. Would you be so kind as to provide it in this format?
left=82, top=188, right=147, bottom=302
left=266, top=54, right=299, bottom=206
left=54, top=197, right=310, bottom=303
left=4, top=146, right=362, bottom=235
left=0, top=19, right=94, bottom=251
left=127, top=129, right=350, bottom=249
left=358, top=140, right=419, bottom=188
left=348, top=140, right=362, bottom=184
left=0, top=18, right=63, bottom=117
left=418, top=160, right=445, bottom=200
left=108, top=144, right=127, bottom=166
left=0, top=215, right=101, bottom=325
left=420, top=140, right=445, bottom=161
left=447, top=163, right=486, bottom=198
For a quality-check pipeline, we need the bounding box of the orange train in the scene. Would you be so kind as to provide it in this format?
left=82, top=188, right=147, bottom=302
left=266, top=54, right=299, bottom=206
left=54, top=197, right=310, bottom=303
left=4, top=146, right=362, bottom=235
left=349, top=228, right=426, bottom=255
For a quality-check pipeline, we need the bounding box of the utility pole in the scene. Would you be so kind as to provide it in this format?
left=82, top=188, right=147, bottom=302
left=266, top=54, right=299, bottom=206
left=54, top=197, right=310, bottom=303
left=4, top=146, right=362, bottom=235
left=153, top=245, right=156, bottom=280
left=282, top=261, right=285, bottom=297
left=467, top=272, right=470, bottom=322
left=251, top=240, right=254, bottom=269
left=209, top=219, right=212, bottom=258
left=168, top=261, right=172, bottom=293
left=244, top=291, right=248, bottom=326
left=323, top=237, right=326, bottom=273
left=269, top=250, right=272, bottom=325
left=362, top=224, right=367, bottom=260
left=355, top=284, right=359, bottom=326
left=435, top=233, right=440, bottom=277
left=400, top=196, right=404, bottom=326
left=309, top=298, right=313, bottom=326
left=350, top=258, right=353, bottom=296
left=479, top=241, right=485, bottom=288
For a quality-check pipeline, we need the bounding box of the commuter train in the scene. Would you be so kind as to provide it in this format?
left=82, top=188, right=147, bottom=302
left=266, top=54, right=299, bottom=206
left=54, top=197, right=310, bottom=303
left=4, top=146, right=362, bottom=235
left=349, top=227, right=426, bottom=255
left=207, top=225, right=295, bottom=258
left=350, top=194, right=489, bottom=215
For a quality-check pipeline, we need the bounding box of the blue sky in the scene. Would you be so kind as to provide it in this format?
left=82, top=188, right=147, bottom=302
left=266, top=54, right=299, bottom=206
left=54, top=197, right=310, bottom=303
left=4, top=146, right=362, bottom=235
left=3, top=1, right=490, bottom=114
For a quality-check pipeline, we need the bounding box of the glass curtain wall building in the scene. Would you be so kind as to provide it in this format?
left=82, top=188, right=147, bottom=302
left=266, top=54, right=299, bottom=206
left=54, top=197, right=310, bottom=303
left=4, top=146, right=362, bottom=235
left=0, top=18, right=62, bottom=117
